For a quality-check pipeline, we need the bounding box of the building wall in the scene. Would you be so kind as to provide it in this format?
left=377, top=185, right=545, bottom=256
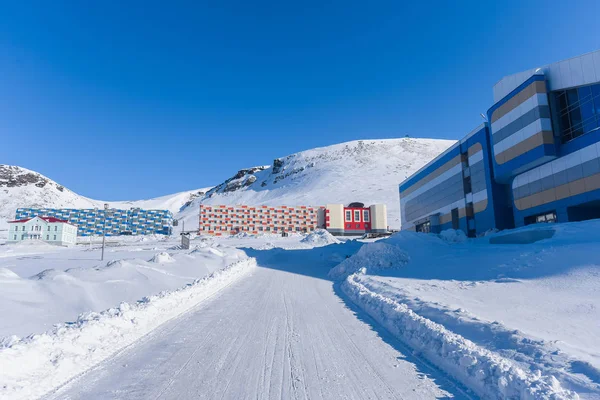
left=200, top=204, right=388, bottom=236
left=325, top=204, right=344, bottom=232
left=14, top=208, right=173, bottom=236
left=487, top=74, right=557, bottom=183
left=399, top=125, right=497, bottom=236
left=400, top=50, right=600, bottom=236
left=8, top=217, right=77, bottom=245
left=199, top=205, right=322, bottom=236
left=369, top=204, right=387, bottom=232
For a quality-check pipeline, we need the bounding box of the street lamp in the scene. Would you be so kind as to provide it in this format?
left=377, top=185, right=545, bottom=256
left=101, top=203, right=110, bottom=261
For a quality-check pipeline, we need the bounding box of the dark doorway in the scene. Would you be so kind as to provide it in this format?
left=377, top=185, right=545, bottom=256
left=451, top=208, right=459, bottom=230
left=567, top=200, right=600, bottom=222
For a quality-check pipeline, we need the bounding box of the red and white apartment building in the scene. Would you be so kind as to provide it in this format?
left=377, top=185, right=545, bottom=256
left=199, top=203, right=387, bottom=236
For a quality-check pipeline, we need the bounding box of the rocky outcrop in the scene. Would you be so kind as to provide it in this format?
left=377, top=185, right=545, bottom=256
left=0, top=165, right=52, bottom=188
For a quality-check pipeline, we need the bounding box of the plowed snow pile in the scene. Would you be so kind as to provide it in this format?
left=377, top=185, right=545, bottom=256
left=300, top=229, right=341, bottom=247
left=333, top=223, right=600, bottom=398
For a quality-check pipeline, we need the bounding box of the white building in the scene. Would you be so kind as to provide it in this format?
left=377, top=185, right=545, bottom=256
left=7, top=216, right=78, bottom=246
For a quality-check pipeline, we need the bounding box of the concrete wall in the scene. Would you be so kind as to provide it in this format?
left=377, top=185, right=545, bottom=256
left=325, top=204, right=344, bottom=231
left=369, top=204, right=387, bottom=232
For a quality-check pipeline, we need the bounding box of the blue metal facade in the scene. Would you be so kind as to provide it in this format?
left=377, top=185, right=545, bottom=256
left=15, top=208, right=173, bottom=236
left=400, top=50, right=600, bottom=235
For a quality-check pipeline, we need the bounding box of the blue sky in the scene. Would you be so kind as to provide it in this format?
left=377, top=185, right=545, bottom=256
left=1, top=1, right=599, bottom=200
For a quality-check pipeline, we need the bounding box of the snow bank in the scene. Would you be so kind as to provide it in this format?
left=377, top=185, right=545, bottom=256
left=342, top=274, right=577, bottom=400
left=0, top=258, right=257, bottom=400
left=149, top=251, right=175, bottom=263
left=328, top=241, right=409, bottom=279
left=439, top=229, right=468, bottom=243
left=300, top=229, right=341, bottom=247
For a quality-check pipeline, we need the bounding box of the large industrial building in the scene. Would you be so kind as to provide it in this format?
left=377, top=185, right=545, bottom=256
left=199, top=203, right=387, bottom=236
left=15, top=207, right=173, bottom=236
left=400, top=50, right=600, bottom=236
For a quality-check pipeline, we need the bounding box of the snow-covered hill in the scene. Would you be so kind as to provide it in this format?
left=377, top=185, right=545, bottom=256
left=185, top=138, right=455, bottom=229
left=1, top=137, right=454, bottom=235
left=0, top=165, right=210, bottom=235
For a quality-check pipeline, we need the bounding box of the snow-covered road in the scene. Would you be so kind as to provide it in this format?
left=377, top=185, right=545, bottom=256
left=45, top=251, right=467, bottom=400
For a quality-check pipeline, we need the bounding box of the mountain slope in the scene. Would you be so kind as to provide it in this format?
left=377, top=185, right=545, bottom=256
left=179, top=138, right=455, bottom=229
left=1, top=137, right=454, bottom=235
left=0, top=165, right=210, bottom=235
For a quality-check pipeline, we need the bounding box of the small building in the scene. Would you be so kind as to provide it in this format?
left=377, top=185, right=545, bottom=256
left=399, top=50, right=600, bottom=236
left=7, top=216, right=78, bottom=246
left=324, top=203, right=387, bottom=236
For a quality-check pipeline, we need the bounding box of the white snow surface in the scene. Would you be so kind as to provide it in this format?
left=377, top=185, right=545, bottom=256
left=299, top=228, right=341, bottom=246
left=39, top=240, right=467, bottom=400
left=333, top=222, right=600, bottom=399
left=1, top=221, right=599, bottom=398
left=0, top=257, right=256, bottom=400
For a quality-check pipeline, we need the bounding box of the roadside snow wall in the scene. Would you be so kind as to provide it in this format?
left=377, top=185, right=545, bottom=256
left=0, top=258, right=257, bottom=400
left=342, top=274, right=578, bottom=400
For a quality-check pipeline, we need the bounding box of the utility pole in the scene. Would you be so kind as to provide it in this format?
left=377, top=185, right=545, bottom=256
left=101, top=203, right=108, bottom=261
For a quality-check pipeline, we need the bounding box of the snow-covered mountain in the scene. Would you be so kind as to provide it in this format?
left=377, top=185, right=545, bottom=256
left=0, top=165, right=210, bottom=234
left=0, top=137, right=454, bottom=235
left=182, top=138, right=455, bottom=229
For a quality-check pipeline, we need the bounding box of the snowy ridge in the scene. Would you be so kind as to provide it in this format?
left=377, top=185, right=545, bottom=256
left=342, top=274, right=577, bottom=399
left=0, top=257, right=257, bottom=400
left=0, top=164, right=211, bottom=236
left=191, top=138, right=454, bottom=229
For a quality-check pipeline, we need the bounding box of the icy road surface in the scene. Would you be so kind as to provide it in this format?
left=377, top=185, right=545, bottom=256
left=45, top=250, right=467, bottom=400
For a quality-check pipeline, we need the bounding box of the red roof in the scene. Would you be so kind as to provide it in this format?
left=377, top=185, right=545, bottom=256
left=8, top=216, right=72, bottom=224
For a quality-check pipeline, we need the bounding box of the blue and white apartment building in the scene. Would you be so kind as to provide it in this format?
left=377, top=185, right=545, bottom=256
left=400, top=50, right=600, bottom=236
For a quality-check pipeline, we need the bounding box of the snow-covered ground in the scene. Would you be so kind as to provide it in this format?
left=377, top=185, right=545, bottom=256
left=1, top=220, right=599, bottom=399
left=0, top=235, right=248, bottom=338
left=334, top=221, right=600, bottom=399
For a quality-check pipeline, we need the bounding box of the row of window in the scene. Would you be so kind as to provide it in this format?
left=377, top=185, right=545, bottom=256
left=13, top=234, right=59, bottom=240
left=201, top=226, right=312, bottom=232
left=524, top=211, right=557, bottom=225
left=344, top=223, right=369, bottom=229
left=13, top=225, right=60, bottom=232
left=554, top=83, right=600, bottom=143
left=344, top=210, right=370, bottom=222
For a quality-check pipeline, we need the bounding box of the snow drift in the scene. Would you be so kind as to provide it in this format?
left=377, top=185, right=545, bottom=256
left=0, top=257, right=257, bottom=400
left=300, top=229, right=341, bottom=247
left=342, top=274, right=577, bottom=399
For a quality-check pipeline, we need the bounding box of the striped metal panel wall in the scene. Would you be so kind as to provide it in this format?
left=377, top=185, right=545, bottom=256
left=14, top=208, right=173, bottom=236
left=488, top=73, right=557, bottom=182
left=512, top=142, right=600, bottom=215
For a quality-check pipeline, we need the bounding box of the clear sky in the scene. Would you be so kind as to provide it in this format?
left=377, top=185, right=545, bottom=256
left=1, top=1, right=599, bottom=200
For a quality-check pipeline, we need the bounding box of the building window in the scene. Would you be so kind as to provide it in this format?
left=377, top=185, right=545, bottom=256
left=463, top=176, right=472, bottom=194
left=416, top=221, right=431, bottom=233
left=345, top=210, right=352, bottom=221
left=363, top=210, right=370, bottom=222
left=355, top=224, right=360, bottom=229
left=46, top=235, right=49, bottom=240
left=346, top=223, right=351, bottom=229
left=53, top=235, right=57, bottom=240
left=55, top=226, right=58, bottom=231
left=525, top=211, right=557, bottom=225
left=354, top=210, right=361, bottom=221
left=13, top=235, right=16, bottom=240
left=554, top=83, right=600, bottom=143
